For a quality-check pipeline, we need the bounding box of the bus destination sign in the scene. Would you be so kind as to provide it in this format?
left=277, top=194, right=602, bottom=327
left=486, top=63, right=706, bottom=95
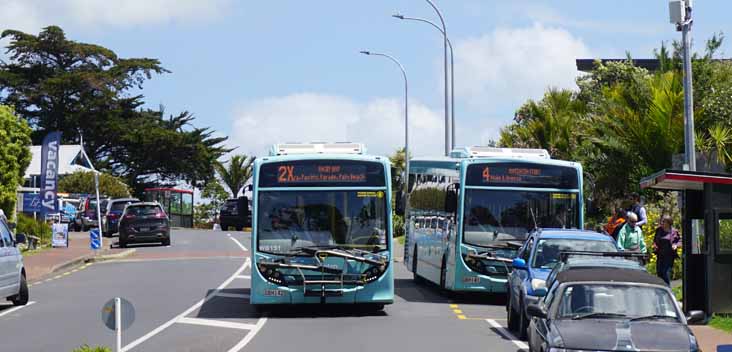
left=466, top=163, right=578, bottom=189
left=259, top=160, right=386, bottom=188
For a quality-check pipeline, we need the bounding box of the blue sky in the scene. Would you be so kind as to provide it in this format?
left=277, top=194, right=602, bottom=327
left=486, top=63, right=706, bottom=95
left=2, top=0, right=731, bottom=158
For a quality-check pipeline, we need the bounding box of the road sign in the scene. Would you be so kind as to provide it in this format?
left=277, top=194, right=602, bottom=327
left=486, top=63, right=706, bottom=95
left=101, top=298, right=135, bottom=331
left=90, top=229, right=101, bottom=250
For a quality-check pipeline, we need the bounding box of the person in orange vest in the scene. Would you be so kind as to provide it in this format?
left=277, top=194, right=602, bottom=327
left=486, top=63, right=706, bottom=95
left=604, top=208, right=626, bottom=241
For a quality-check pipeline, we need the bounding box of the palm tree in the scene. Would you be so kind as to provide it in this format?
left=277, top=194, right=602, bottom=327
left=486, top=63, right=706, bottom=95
left=214, top=155, right=255, bottom=198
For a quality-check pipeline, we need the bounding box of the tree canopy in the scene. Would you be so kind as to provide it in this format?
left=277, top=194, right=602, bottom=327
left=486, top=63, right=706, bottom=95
left=0, top=26, right=230, bottom=196
left=214, top=155, right=254, bottom=198
left=58, top=171, right=131, bottom=198
left=0, top=105, right=32, bottom=217
left=499, top=34, right=732, bottom=215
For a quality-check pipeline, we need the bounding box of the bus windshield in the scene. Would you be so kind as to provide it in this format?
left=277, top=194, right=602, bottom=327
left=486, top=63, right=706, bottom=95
left=462, top=190, right=579, bottom=247
left=257, top=190, right=388, bottom=254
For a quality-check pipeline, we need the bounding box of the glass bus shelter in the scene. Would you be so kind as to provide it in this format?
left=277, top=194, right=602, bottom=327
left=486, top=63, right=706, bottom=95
left=144, top=188, right=193, bottom=228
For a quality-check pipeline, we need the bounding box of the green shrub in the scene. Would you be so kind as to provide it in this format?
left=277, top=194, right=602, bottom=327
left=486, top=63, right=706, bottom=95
left=392, top=213, right=405, bottom=238
left=16, top=213, right=52, bottom=246
left=72, top=345, right=111, bottom=352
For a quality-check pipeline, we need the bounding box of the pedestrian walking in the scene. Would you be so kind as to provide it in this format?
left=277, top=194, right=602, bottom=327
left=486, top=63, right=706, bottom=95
left=617, top=212, right=647, bottom=254
left=604, top=208, right=626, bottom=241
left=653, top=215, right=680, bottom=285
left=627, top=193, right=648, bottom=228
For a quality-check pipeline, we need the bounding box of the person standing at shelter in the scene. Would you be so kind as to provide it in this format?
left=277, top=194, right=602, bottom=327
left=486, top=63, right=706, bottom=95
left=653, top=215, right=680, bottom=285
left=617, top=212, right=647, bottom=253
left=604, top=208, right=626, bottom=241
left=627, top=193, right=648, bottom=228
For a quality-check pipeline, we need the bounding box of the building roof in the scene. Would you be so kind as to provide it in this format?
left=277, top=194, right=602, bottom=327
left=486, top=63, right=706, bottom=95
left=555, top=267, right=665, bottom=286
left=25, top=145, right=91, bottom=179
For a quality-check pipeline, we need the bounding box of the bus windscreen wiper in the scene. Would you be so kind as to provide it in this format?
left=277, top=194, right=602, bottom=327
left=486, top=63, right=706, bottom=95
left=258, top=260, right=343, bottom=275
left=298, top=246, right=386, bottom=266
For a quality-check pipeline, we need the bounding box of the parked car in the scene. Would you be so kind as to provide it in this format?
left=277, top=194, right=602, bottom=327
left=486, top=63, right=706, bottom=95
left=526, top=264, right=704, bottom=352
left=219, top=196, right=250, bottom=231
left=103, top=198, right=140, bottom=236
left=77, top=197, right=109, bottom=231
left=507, top=229, right=618, bottom=339
left=0, top=217, right=29, bottom=306
left=118, top=202, right=170, bottom=248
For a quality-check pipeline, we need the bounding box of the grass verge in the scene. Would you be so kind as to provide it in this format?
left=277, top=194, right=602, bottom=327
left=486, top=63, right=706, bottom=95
left=709, top=315, right=732, bottom=333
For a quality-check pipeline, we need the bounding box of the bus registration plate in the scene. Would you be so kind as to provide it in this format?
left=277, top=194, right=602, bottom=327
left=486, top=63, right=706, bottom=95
left=463, top=276, right=480, bottom=284
left=264, top=289, right=285, bottom=297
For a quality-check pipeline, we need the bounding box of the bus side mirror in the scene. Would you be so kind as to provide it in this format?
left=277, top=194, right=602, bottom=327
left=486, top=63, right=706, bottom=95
left=686, top=310, right=705, bottom=324
left=444, top=184, right=459, bottom=213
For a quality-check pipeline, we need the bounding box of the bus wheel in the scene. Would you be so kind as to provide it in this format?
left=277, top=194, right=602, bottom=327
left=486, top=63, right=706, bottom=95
left=439, top=256, right=447, bottom=290
left=412, top=246, right=423, bottom=284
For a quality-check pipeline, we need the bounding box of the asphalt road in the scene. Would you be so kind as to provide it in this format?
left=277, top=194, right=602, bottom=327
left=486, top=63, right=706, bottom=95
left=0, top=229, right=525, bottom=352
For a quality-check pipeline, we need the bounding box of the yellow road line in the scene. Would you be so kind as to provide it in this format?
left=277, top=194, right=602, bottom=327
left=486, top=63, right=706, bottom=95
left=449, top=304, right=459, bottom=308
left=453, top=309, right=463, bottom=314
left=457, top=315, right=467, bottom=320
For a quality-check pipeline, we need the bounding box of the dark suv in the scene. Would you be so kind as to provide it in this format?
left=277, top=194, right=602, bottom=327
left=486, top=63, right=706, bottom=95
left=219, top=197, right=250, bottom=231
left=118, top=202, right=170, bottom=247
left=103, top=198, right=140, bottom=236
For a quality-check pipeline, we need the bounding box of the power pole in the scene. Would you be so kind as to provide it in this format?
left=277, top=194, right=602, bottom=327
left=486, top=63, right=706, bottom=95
left=671, top=0, right=696, bottom=171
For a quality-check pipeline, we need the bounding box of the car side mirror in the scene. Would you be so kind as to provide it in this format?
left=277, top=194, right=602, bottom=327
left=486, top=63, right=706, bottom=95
left=526, top=303, right=547, bottom=319
left=512, top=258, right=527, bottom=270
left=7, top=222, right=16, bottom=230
left=686, top=310, right=705, bottom=324
left=15, top=233, right=27, bottom=245
left=534, top=287, right=548, bottom=297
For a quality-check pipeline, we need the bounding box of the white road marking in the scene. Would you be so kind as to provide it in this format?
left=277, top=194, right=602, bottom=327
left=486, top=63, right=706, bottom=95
left=485, top=319, right=529, bottom=350
left=214, top=292, right=250, bottom=299
left=229, top=237, right=248, bottom=251
left=177, top=317, right=257, bottom=330
left=227, top=317, right=268, bottom=352
left=121, top=232, right=266, bottom=352
left=120, top=259, right=250, bottom=352
left=0, top=301, right=36, bottom=318
left=235, top=275, right=251, bottom=280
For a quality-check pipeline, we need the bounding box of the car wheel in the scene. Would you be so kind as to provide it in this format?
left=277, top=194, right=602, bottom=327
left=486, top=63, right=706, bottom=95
left=162, top=237, right=171, bottom=246
left=235, top=226, right=243, bottom=231
left=220, top=223, right=229, bottom=231
left=10, top=274, right=29, bottom=306
left=518, top=297, right=529, bottom=340
left=507, top=293, right=520, bottom=332
left=119, top=239, right=127, bottom=248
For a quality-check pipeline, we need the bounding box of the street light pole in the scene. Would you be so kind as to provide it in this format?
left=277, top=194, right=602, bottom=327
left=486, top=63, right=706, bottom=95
left=671, top=0, right=696, bottom=171
left=393, top=14, right=456, bottom=150
left=424, top=0, right=450, bottom=155
left=360, top=50, right=410, bottom=231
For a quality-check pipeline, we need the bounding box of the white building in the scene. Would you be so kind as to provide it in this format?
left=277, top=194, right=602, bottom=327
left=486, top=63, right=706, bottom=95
left=22, top=145, right=91, bottom=189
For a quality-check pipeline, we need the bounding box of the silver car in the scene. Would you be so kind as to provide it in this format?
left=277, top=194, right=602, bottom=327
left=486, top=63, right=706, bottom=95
left=0, top=218, right=29, bottom=306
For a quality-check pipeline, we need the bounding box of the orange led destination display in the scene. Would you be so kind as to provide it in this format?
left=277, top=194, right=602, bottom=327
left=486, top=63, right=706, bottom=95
left=467, top=163, right=578, bottom=189
left=259, top=160, right=386, bottom=187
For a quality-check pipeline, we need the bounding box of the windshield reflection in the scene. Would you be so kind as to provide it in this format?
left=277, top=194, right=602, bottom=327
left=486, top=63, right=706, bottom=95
left=257, top=191, right=388, bottom=254
left=558, top=284, right=679, bottom=320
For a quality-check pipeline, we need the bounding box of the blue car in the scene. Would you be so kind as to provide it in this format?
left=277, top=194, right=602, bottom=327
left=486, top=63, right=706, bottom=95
left=506, top=229, right=618, bottom=339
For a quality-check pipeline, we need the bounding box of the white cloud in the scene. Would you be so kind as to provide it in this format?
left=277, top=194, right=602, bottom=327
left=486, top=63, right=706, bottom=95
left=230, top=93, right=456, bottom=158
left=455, top=23, right=591, bottom=113
left=0, top=0, right=231, bottom=32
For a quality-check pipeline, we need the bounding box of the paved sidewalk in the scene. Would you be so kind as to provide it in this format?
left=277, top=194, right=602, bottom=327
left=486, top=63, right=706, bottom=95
left=23, top=232, right=126, bottom=282
left=691, top=325, right=732, bottom=352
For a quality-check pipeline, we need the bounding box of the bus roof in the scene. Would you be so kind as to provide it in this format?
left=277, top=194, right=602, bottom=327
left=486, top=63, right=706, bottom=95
left=450, top=147, right=550, bottom=159
left=270, top=142, right=366, bottom=156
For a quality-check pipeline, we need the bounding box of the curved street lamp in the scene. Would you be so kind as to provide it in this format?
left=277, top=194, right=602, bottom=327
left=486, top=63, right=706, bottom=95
left=393, top=13, right=455, bottom=150
left=359, top=50, right=410, bottom=227
left=424, top=0, right=450, bottom=156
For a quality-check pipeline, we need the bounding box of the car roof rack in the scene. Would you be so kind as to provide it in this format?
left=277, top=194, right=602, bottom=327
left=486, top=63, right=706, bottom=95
left=559, top=251, right=649, bottom=263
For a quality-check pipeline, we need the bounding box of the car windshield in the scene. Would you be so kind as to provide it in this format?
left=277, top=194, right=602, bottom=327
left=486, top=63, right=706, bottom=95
left=463, top=190, right=579, bottom=247
left=557, top=284, right=679, bottom=320
left=126, top=205, right=162, bottom=216
left=257, top=190, right=388, bottom=254
left=112, top=201, right=136, bottom=212
left=532, top=239, right=617, bottom=269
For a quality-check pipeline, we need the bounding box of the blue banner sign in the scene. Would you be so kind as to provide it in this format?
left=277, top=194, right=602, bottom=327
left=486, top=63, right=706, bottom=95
left=40, top=131, right=62, bottom=217
left=21, top=193, right=42, bottom=213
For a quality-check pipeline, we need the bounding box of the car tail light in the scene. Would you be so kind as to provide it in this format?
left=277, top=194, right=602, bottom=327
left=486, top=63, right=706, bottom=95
left=154, top=211, right=166, bottom=219
left=108, top=213, right=119, bottom=220
left=124, top=214, right=136, bottom=220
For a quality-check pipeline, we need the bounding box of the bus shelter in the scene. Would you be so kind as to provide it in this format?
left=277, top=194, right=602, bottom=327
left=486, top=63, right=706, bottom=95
left=144, top=188, right=193, bottom=228
left=640, top=169, right=732, bottom=315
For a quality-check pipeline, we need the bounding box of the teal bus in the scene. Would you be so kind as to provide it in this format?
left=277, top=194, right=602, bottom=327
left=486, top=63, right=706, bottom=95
left=250, top=143, right=393, bottom=309
left=404, top=147, right=583, bottom=294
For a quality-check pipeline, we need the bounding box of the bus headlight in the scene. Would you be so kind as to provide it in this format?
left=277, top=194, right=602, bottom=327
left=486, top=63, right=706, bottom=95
left=258, top=263, right=286, bottom=286
left=362, top=263, right=387, bottom=283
